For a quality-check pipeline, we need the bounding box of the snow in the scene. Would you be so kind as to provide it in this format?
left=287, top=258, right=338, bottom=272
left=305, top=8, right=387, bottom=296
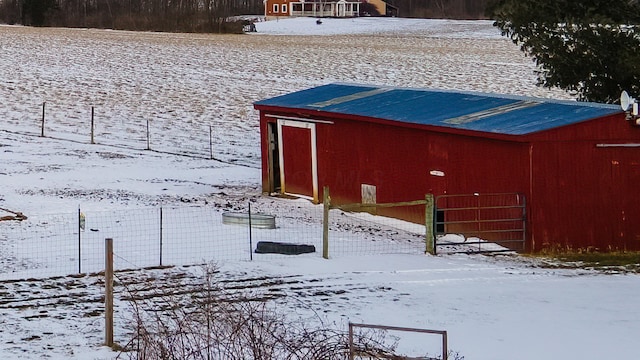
left=1, top=18, right=638, bottom=360
left=253, top=17, right=502, bottom=38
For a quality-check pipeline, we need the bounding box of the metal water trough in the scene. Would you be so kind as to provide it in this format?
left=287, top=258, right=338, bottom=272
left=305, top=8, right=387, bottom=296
left=221, top=212, right=276, bottom=229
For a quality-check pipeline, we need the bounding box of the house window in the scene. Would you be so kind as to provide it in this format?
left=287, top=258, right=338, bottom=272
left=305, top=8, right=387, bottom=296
left=282, top=4, right=287, bottom=13
left=273, top=4, right=279, bottom=13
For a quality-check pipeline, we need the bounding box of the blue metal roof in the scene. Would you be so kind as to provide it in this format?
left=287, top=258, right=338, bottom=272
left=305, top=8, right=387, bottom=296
left=254, top=83, right=623, bottom=135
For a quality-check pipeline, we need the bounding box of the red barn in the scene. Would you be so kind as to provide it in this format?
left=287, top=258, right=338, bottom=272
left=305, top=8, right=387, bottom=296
left=254, top=83, right=640, bottom=252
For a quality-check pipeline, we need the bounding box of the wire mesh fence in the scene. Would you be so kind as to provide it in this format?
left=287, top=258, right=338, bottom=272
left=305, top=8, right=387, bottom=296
left=2, top=211, right=81, bottom=278
left=325, top=201, right=430, bottom=258
left=0, top=196, right=432, bottom=280
left=0, top=204, right=324, bottom=280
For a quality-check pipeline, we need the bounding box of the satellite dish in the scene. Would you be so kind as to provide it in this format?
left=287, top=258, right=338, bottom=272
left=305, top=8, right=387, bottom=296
left=621, top=90, right=633, bottom=111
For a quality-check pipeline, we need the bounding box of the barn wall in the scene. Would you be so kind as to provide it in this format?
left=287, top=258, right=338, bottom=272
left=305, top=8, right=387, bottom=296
left=529, top=142, right=640, bottom=251
left=315, top=118, right=529, bottom=200
left=527, top=113, right=635, bottom=142
left=259, top=109, right=640, bottom=253
left=314, top=117, right=531, bottom=233
left=528, top=114, right=640, bottom=252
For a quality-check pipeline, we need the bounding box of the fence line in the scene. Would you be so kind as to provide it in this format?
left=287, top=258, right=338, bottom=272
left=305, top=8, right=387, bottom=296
left=323, top=187, right=434, bottom=258
left=325, top=208, right=428, bottom=257
left=0, top=196, right=440, bottom=280
left=3, top=102, right=259, bottom=167
left=0, top=206, right=248, bottom=280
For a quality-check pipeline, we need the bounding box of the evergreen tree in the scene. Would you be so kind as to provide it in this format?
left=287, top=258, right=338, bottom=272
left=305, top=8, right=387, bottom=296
left=487, top=0, right=640, bottom=103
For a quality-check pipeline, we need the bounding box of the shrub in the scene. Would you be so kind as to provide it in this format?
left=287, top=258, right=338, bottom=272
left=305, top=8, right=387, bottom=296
left=117, top=263, right=399, bottom=359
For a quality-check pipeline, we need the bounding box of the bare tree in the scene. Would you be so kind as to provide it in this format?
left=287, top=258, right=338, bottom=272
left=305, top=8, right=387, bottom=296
left=0, top=0, right=264, bottom=33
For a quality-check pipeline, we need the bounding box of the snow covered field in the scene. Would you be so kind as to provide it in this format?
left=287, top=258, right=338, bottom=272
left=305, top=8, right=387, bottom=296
left=1, top=18, right=638, bottom=360
left=0, top=18, right=571, bottom=170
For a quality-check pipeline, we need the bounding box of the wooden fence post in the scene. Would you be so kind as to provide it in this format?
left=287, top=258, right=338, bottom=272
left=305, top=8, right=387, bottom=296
left=105, top=238, right=114, bottom=347
left=348, top=322, right=354, bottom=360
left=322, top=186, right=330, bottom=259
left=425, top=194, right=435, bottom=255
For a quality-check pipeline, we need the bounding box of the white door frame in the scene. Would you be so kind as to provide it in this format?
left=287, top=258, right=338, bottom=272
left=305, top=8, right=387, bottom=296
left=277, top=119, right=319, bottom=202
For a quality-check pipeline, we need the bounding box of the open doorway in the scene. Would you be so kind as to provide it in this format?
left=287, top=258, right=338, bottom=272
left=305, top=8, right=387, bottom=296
left=266, top=119, right=319, bottom=202
left=267, top=122, right=281, bottom=194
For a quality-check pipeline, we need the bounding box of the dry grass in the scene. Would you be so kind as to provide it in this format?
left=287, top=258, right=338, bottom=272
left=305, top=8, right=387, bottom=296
left=528, top=250, right=640, bottom=273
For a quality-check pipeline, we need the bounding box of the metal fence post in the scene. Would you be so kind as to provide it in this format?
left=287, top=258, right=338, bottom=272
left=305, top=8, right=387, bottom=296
left=90, top=106, right=95, bottom=144
left=209, top=125, right=214, bottom=160
left=425, top=194, right=435, bottom=255
left=322, top=186, right=330, bottom=259
left=146, top=119, right=151, bottom=150
left=41, top=102, right=45, bottom=137
left=78, top=207, right=82, bottom=273
left=442, top=330, right=448, bottom=360
left=159, top=207, right=163, bottom=266
left=248, top=202, right=253, bottom=261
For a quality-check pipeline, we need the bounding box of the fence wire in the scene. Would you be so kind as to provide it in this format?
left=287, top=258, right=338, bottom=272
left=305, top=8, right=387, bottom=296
left=327, top=202, right=428, bottom=258
left=0, top=200, right=432, bottom=280
left=4, top=103, right=253, bottom=166
left=0, top=204, right=323, bottom=280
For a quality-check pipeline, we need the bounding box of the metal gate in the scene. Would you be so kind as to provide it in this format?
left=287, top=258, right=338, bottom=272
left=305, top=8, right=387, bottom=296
left=434, top=193, right=526, bottom=254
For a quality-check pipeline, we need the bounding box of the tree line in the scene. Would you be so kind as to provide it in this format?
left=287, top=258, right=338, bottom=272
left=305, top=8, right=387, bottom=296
left=0, top=0, right=264, bottom=32
left=0, top=0, right=491, bottom=32
left=388, top=0, right=489, bottom=19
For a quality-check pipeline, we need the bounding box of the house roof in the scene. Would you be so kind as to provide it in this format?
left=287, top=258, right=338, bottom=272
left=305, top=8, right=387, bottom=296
left=254, top=83, right=623, bottom=135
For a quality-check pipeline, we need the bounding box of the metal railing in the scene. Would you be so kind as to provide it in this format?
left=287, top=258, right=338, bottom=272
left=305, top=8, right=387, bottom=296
left=348, top=322, right=448, bottom=360
left=434, top=193, right=526, bottom=254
